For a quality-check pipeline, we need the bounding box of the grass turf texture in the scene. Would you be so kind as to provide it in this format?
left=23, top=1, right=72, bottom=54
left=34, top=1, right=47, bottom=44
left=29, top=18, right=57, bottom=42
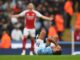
left=0, top=55, right=80, bottom=60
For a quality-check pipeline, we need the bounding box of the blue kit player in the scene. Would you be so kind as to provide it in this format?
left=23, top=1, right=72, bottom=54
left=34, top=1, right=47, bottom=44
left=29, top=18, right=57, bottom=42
left=34, top=28, right=62, bottom=55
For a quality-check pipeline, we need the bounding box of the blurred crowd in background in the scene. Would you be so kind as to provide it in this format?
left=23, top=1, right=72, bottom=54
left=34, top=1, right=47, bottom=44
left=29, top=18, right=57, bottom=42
left=0, top=0, right=80, bottom=48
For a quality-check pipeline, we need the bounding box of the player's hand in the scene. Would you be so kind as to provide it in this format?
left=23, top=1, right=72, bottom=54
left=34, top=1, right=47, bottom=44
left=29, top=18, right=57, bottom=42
left=49, top=14, right=54, bottom=21
left=49, top=17, right=53, bottom=21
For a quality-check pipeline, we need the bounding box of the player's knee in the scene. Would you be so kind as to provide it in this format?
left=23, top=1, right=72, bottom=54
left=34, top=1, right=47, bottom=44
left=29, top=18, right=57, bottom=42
left=24, top=36, right=26, bottom=38
left=23, top=36, right=27, bottom=40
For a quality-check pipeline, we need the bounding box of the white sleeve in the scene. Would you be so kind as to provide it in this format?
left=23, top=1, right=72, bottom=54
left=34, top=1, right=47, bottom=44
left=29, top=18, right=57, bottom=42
left=18, top=10, right=28, bottom=16
left=35, top=10, right=43, bottom=17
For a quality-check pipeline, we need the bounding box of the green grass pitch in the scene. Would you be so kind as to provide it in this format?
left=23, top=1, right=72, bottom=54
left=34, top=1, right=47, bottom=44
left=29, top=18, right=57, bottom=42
left=0, top=55, right=80, bottom=60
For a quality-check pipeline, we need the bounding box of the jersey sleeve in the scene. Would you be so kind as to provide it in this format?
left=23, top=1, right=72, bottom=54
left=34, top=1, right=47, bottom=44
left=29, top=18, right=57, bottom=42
left=18, top=10, right=28, bottom=16
left=35, top=10, right=43, bottom=17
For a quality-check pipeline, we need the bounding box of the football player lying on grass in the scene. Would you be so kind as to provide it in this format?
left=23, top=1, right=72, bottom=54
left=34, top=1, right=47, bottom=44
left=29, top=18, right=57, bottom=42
left=34, top=28, right=62, bottom=55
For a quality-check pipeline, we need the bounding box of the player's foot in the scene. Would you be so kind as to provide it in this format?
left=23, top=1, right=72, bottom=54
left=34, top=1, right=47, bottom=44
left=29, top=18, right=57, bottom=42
left=29, top=51, right=34, bottom=55
left=21, top=50, right=26, bottom=55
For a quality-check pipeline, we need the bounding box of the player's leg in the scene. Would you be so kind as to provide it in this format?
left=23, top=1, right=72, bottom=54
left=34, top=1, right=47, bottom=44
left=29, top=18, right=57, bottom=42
left=30, top=37, right=35, bottom=55
left=35, top=28, right=46, bottom=54
left=38, top=28, right=46, bottom=40
left=36, top=28, right=46, bottom=47
left=29, top=29, right=36, bottom=55
left=21, top=28, right=29, bottom=55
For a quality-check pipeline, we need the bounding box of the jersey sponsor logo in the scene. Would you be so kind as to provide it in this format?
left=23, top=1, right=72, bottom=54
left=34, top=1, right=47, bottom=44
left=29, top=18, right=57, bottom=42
left=26, top=13, right=35, bottom=20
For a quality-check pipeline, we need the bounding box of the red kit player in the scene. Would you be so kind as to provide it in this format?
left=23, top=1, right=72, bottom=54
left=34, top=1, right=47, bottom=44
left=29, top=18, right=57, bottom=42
left=10, top=3, right=53, bottom=55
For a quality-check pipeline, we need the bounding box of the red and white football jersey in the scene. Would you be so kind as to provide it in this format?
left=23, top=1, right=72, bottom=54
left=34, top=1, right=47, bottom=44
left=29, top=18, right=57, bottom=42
left=19, top=10, right=42, bottom=29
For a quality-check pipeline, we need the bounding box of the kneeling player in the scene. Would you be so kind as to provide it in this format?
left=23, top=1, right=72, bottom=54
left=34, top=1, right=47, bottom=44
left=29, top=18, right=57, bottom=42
left=34, top=28, right=61, bottom=55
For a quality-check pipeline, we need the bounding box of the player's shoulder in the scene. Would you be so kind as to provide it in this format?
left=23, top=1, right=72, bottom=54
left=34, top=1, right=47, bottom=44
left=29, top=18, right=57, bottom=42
left=32, top=10, right=39, bottom=13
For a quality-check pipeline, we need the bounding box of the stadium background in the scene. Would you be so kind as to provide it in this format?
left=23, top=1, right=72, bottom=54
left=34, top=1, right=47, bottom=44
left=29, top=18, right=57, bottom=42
left=0, top=0, right=80, bottom=55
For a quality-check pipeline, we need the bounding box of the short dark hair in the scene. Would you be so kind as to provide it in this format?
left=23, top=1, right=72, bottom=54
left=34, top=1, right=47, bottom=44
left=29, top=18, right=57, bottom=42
left=53, top=50, right=62, bottom=55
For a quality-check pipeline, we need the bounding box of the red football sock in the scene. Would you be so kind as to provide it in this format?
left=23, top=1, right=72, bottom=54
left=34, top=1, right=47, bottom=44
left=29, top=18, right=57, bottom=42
left=30, top=38, right=35, bottom=51
left=22, top=37, right=27, bottom=51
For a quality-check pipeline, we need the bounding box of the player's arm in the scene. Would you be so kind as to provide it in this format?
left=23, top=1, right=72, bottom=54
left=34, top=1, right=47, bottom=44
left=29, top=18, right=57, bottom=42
left=9, top=10, right=27, bottom=18
left=40, top=16, right=53, bottom=21
left=35, top=10, right=53, bottom=21
left=47, top=35, right=59, bottom=46
left=38, top=28, right=46, bottom=40
left=10, top=14, right=20, bottom=18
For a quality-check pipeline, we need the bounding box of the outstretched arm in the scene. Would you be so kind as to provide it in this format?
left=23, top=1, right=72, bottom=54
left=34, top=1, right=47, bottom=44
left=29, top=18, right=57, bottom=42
left=35, top=10, right=53, bottom=21
left=9, top=10, right=27, bottom=18
left=9, top=14, right=20, bottom=18
left=40, top=15, right=53, bottom=21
